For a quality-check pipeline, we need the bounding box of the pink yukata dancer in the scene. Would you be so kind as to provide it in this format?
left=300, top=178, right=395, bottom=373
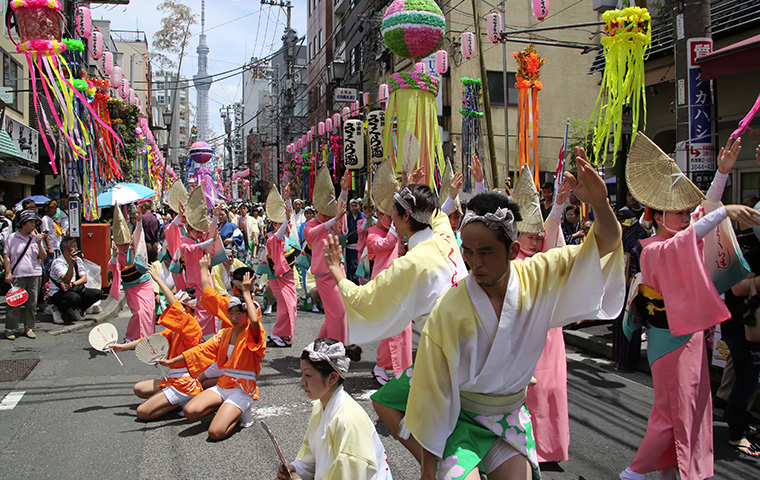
left=304, top=168, right=350, bottom=343
left=266, top=186, right=299, bottom=348
left=366, top=166, right=407, bottom=384
left=510, top=164, right=572, bottom=464
left=176, top=187, right=220, bottom=336
left=164, top=179, right=191, bottom=292
left=619, top=134, right=760, bottom=480
left=109, top=206, right=155, bottom=342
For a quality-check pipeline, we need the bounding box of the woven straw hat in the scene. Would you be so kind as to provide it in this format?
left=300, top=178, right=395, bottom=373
left=372, top=159, right=399, bottom=216
left=185, top=187, right=211, bottom=232
left=626, top=132, right=704, bottom=211
left=112, top=204, right=131, bottom=245
left=167, top=179, right=189, bottom=214
left=513, top=165, right=544, bottom=234
left=313, top=167, right=337, bottom=217
left=266, top=186, right=287, bottom=223
left=438, top=159, right=462, bottom=214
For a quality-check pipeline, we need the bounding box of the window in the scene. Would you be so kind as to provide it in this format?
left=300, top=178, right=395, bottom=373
left=2, top=51, right=22, bottom=112
left=486, top=71, right=517, bottom=106
left=350, top=44, right=362, bottom=76
left=319, top=29, right=323, bottom=49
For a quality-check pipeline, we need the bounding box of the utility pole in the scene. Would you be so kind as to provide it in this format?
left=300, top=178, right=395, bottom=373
left=674, top=0, right=714, bottom=192
left=221, top=105, right=233, bottom=182
left=501, top=0, right=509, bottom=191
left=472, top=0, right=499, bottom=188
left=262, top=0, right=295, bottom=190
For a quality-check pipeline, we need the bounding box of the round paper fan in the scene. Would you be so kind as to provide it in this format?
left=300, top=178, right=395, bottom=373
left=88, top=323, right=118, bottom=352
left=135, top=334, right=170, bottom=365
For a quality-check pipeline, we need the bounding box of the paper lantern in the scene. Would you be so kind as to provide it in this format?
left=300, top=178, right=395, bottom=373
left=342, top=106, right=350, bottom=121
left=367, top=110, right=385, bottom=163
left=129, top=89, right=137, bottom=106
left=111, top=65, right=122, bottom=88
left=487, top=12, right=503, bottom=43
left=188, top=141, right=214, bottom=163
left=380, top=83, right=389, bottom=102
left=13, top=0, right=61, bottom=44
left=318, top=122, right=325, bottom=135
left=381, top=0, right=445, bottom=60
left=99, top=51, right=112, bottom=76
left=326, top=117, right=333, bottom=132
left=333, top=113, right=341, bottom=128
left=436, top=50, right=448, bottom=74
left=307, top=131, right=313, bottom=142
left=75, top=5, right=91, bottom=39
left=119, top=78, right=130, bottom=99
left=462, top=31, right=475, bottom=59
left=532, top=0, right=549, bottom=21
left=342, top=119, right=365, bottom=170
left=89, top=30, right=103, bottom=60
left=363, top=92, right=370, bottom=106
left=415, top=61, right=426, bottom=74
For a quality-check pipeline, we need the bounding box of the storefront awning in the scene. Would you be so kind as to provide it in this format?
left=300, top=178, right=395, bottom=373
left=697, top=34, right=760, bottom=81
left=0, top=129, right=23, bottom=160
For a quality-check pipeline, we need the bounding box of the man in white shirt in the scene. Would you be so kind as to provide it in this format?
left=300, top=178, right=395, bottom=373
left=48, top=237, right=101, bottom=324
left=292, top=199, right=306, bottom=228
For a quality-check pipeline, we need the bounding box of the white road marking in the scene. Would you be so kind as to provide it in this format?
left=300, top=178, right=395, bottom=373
left=0, top=391, right=25, bottom=410
left=354, top=389, right=378, bottom=401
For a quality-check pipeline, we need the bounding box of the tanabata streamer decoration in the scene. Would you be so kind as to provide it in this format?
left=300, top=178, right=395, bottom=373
left=9, top=0, right=122, bottom=176
left=514, top=44, right=545, bottom=188
left=589, top=6, right=651, bottom=165
left=381, top=0, right=446, bottom=191
left=460, top=78, right=484, bottom=192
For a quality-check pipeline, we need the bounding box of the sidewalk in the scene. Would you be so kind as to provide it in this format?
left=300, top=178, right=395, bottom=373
left=1, top=291, right=126, bottom=338
left=563, top=322, right=651, bottom=372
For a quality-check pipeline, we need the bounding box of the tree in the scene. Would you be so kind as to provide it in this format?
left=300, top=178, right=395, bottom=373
left=151, top=0, right=197, bottom=69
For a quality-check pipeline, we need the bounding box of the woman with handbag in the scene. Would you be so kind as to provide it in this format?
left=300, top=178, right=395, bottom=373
left=3, top=210, right=47, bottom=340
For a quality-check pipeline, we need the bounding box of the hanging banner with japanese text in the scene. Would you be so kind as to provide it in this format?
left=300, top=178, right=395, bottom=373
left=687, top=37, right=715, bottom=191
left=367, top=110, right=385, bottom=163
left=342, top=119, right=365, bottom=170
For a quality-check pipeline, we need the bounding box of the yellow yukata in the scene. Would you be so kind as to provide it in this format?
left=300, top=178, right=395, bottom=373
left=211, top=258, right=247, bottom=296
left=292, top=386, right=391, bottom=480
left=338, top=211, right=467, bottom=345
left=406, top=229, right=625, bottom=479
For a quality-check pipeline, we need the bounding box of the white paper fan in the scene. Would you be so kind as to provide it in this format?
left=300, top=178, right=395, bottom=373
left=88, top=323, right=118, bottom=352
left=135, top=334, right=170, bottom=365
left=402, top=131, right=420, bottom=174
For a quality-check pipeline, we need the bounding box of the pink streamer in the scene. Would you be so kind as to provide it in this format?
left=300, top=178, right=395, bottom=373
left=26, top=53, right=57, bottom=174
left=731, top=90, right=760, bottom=139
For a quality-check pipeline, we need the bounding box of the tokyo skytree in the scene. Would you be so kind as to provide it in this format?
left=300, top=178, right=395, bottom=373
left=192, top=0, right=211, bottom=141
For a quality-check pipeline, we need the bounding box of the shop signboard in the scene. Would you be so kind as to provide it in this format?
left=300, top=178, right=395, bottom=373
left=3, top=116, right=39, bottom=164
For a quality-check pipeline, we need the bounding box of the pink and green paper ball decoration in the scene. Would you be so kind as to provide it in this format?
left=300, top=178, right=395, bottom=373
left=382, top=0, right=446, bottom=60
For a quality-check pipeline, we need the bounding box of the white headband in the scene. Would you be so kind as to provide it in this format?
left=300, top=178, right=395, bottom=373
left=175, top=290, right=197, bottom=309
left=303, top=340, right=350, bottom=378
left=393, top=187, right=433, bottom=225
left=460, top=207, right=518, bottom=242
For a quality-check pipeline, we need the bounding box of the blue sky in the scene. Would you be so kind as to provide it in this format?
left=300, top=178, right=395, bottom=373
left=97, top=0, right=308, bottom=138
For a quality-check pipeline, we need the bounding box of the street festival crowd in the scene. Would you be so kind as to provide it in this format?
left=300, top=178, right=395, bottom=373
left=4, top=137, right=760, bottom=480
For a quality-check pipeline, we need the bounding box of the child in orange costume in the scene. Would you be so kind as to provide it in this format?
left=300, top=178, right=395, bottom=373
left=159, top=254, right=265, bottom=441
left=111, top=264, right=203, bottom=421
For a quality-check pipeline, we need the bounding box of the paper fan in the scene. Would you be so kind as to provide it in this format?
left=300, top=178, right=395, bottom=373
left=89, top=323, right=119, bottom=352
left=372, top=160, right=399, bottom=216
left=626, top=132, right=704, bottom=211
left=167, top=179, right=189, bottom=214
left=135, top=334, right=170, bottom=365
left=266, top=186, right=287, bottom=223
left=438, top=159, right=461, bottom=214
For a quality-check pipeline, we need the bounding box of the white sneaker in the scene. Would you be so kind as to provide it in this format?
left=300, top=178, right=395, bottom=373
left=52, top=309, right=64, bottom=324
left=87, top=303, right=102, bottom=314
left=263, top=305, right=273, bottom=315
left=68, top=308, right=86, bottom=322
left=238, top=406, right=254, bottom=428
left=311, top=305, right=320, bottom=313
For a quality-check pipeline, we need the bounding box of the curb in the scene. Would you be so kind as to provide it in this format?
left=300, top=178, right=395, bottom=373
left=563, top=328, right=651, bottom=373
left=48, top=295, right=127, bottom=336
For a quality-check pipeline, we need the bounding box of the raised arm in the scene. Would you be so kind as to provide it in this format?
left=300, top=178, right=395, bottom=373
left=563, top=147, right=620, bottom=256
left=148, top=263, right=178, bottom=305
left=240, top=272, right=262, bottom=344
left=199, top=254, right=212, bottom=291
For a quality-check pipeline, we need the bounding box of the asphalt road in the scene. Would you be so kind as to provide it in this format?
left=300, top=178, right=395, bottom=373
left=1, top=304, right=758, bottom=479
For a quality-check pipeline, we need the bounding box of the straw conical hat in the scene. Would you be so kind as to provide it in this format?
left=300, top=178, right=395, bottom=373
left=167, top=179, right=189, bottom=214
left=313, top=167, right=337, bottom=217
left=512, top=165, right=544, bottom=234
left=372, top=159, right=399, bottom=216
left=185, top=187, right=210, bottom=232
left=626, top=132, right=704, bottom=211
left=266, top=186, right=287, bottom=223
left=112, top=204, right=131, bottom=245
left=438, top=159, right=462, bottom=214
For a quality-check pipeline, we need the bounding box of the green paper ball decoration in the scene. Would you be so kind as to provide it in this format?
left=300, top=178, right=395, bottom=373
left=381, top=0, right=446, bottom=60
